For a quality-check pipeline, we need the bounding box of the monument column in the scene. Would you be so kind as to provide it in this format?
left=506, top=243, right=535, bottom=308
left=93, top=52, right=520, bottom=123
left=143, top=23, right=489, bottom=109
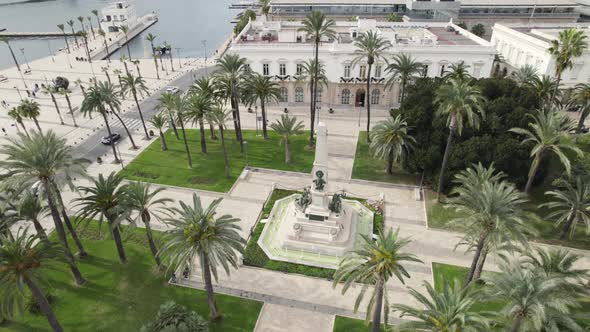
left=308, top=122, right=330, bottom=216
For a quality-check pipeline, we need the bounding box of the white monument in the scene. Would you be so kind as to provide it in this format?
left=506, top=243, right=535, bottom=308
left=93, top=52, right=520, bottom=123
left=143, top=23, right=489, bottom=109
left=257, top=122, right=374, bottom=268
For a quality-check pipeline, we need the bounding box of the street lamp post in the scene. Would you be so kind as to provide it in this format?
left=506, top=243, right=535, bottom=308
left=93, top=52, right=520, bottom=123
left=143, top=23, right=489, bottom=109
left=14, top=86, right=23, bottom=101
left=46, top=40, right=55, bottom=63
left=19, top=48, right=31, bottom=70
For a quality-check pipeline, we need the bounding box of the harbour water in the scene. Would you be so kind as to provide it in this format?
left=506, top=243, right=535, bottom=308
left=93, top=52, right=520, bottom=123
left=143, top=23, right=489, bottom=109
left=0, top=0, right=235, bottom=69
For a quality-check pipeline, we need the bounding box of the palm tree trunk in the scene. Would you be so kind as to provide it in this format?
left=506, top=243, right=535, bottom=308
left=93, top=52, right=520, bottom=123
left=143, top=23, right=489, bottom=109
left=178, top=116, right=193, bottom=168
left=158, top=130, right=167, bottom=151
left=310, top=41, right=320, bottom=146
left=41, top=179, right=85, bottom=285
left=465, top=233, right=486, bottom=287
left=52, top=182, right=87, bottom=257
left=62, top=32, right=70, bottom=53
left=473, top=246, right=488, bottom=281
left=24, top=277, right=63, bottom=332
left=203, top=254, right=220, bottom=319
left=110, top=221, right=127, bottom=263
left=125, top=36, right=132, bottom=60
left=19, top=121, right=30, bottom=137
left=151, top=53, right=160, bottom=80
left=387, top=147, right=394, bottom=175
left=71, top=27, right=79, bottom=47
left=135, top=63, right=142, bottom=77
left=101, top=111, right=119, bottom=162
left=366, top=63, right=372, bottom=143
left=552, top=71, right=562, bottom=102
left=142, top=215, right=161, bottom=266
left=32, top=217, right=48, bottom=242
left=133, top=92, right=150, bottom=140
left=437, top=124, right=455, bottom=201
left=33, top=118, right=42, bottom=133
left=169, top=51, right=174, bottom=72
left=209, top=123, right=217, bottom=140
left=371, top=278, right=384, bottom=332
left=7, top=42, right=21, bottom=72
left=525, top=153, right=543, bottom=194
left=123, top=62, right=130, bottom=76
left=559, top=211, right=576, bottom=240
left=261, top=100, right=268, bottom=139
left=400, top=78, right=407, bottom=104
left=64, top=93, right=77, bottom=127
left=284, top=137, right=290, bottom=163
left=169, top=111, right=179, bottom=139
left=110, top=108, right=138, bottom=149
left=103, top=39, right=111, bottom=63
left=104, top=72, right=111, bottom=84
left=50, top=93, right=65, bottom=125
left=219, top=125, right=230, bottom=178
left=198, top=117, right=207, bottom=153
left=234, top=96, right=244, bottom=153
left=510, top=313, right=524, bottom=332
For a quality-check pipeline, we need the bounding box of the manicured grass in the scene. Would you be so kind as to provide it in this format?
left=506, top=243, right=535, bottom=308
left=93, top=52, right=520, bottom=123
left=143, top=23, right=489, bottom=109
left=351, top=132, right=418, bottom=185
left=424, top=190, right=463, bottom=229
left=333, top=316, right=386, bottom=332
left=120, top=129, right=314, bottom=192
left=2, top=224, right=262, bottom=332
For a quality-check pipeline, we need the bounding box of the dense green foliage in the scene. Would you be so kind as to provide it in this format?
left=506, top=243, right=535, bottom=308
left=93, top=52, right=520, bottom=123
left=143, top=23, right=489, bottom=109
left=141, top=301, right=208, bottom=332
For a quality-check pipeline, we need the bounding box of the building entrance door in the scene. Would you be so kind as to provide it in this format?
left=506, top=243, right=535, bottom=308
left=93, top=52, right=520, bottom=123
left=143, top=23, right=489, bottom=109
left=355, top=89, right=365, bottom=107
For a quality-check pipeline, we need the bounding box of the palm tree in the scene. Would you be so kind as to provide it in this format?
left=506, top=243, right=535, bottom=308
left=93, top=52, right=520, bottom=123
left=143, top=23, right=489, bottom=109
left=11, top=190, right=48, bottom=242
left=99, top=80, right=139, bottom=150
left=572, top=83, right=590, bottom=133
left=333, top=229, right=422, bottom=332
left=57, top=24, right=70, bottom=53
left=0, top=230, right=64, bottom=331
left=547, top=28, right=588, bottom=97
left=60, top=88, right=78, bottom=127
left=146, top=33, right=160, bottom=80
left=0, top=131, right=86, bottom=285
left=66, top=20, right=79, bottom=47
left=79, top=31, right=91, bottom=61
left=156, top=92, right=180, bottom=140
left=369, top=115, right=415, bottom=175
left=192, top=76, right=220, bottom=140
left=434, top=79, right=486, bottom=199
left=150, top=113, right=168, bottom=151
left=86, top=16, right=95, bottom=39
left=77, top=16, right=86, bottom=36
left=124, top=181, right=172, bottom=267
left=131, top=59, right=142, bottom=77
left=298, top=11, right=336, bottom=145
left=120, top=54, right=131, bottom=75
left=385, top=53, right=423, bottom=104
left=511, top=64, right=539, bottom=87
left=42, top=86, right=65, bottom=125
left=164, top=41, right=174, bottom=72
left=98, top=29, right=111, bottom=63
left=510, top=108, right=581, bottom=193
left=120, top=73, right=150, bottom=140
left=243, top=73, right=281, bottom=139
left=185, top=91, right=211, bottom=153
left=120, top=25, right=132, bottom=60
left=443, top=61, right=472, bottom=82
left=492, top=54, right=505, bottom=77
left=270, top=114, right=304, bottom=163
left=353, top=31, right=391, bottom=142
left=447, top=163, right=533, bottom=286
left=392, top=280, right=489, bottom=331
left=258, top=0, right=271, bottom=18
left=299, top=59, right=328, bottom=145
left=80, top=81, right=120, bottom=162
left=209, top=106, right=233, bottom=178
left=91, top=9, right=100, bottom=32
left=524, top=247, right=589, bottom=286
left=74, top=172, right=129, bottom=264
left=533, top=75, right=560, bottom=106
left=159, top=194, right=246, bottom=319
left=1, top=37, right=27, bottom=89
left=175, top=95, right=193, bottom=168
left=540, top=176, right=590, bottom=240
left=18, top=99, right=42, bottom=132
left=7, top=106, right=29, bottom=137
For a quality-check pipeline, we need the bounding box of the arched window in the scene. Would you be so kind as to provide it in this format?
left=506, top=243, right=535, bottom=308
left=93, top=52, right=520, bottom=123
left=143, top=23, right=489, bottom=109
left=341, top=89, right=350, bottom=104
left=280, top=87, right=288, bottom=103
left=295, top=87, right=304, bottom=103
left=371, top=89, right=380, bottom=105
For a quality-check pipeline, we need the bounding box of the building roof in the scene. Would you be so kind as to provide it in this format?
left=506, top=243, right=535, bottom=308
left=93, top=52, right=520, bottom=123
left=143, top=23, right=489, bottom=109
left=269, top=0, right=577, bottom=6
left=460, top=0, right=577, bottom=6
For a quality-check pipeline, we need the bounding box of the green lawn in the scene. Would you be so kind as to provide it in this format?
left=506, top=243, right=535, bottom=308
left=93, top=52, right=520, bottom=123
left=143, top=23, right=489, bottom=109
left=119, top=129, right=314, bottom=192
left=2, top=224, right=262, bottom=332
left=333, top=316, right=386, bottom=332
left=351, top=132, right=418, bottom=185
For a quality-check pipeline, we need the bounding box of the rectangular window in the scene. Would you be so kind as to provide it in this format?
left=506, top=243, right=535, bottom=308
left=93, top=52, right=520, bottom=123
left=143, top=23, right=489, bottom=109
left=423, top=65, right=429, bottom=77
left=374, top=65, right=382, bottom=78
left=473, top=64, right=482, bottom=78
left=359, top=65, right=367, bottom=78
left=263, top=63, right=269, bottom=76
left=344, top=65, right=351, bottom=78
left=296, top=63, right=303, bottom=76
left=279, top=63, right=286, bottom=76
left=439, top=65, right=446, bottom=77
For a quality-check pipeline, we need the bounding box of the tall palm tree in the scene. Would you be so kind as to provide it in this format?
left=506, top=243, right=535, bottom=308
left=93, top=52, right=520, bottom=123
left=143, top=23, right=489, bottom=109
left=159, top=194, right=246, bottom=319
left=124, top=181, right=172, bottom=267
left=98, top=29, right=111, bottom=63
left=120, top=73, right=150, bottom=139
left=120, top=25, right=132, bottom=60
left=540, top=176, right=590, bottom=240
left=243, top=73, right=281, bottom=139
left=74, top=172, right=129, bottom=264
left=434, top=79, right=486, bottom=199
left=79, top=31, right=91, bottom=62
left=60, top=88, right=78, bottom=127
left=150, top=113, right=168, bottom=151
left=131, top=59, right=142, bottom=77
left=370, top=115, right=415, bottom=175
left=533, top=75, right=560, bottom=106
left=270, top=114, right=304, bottom=163
left=511, top=64, right=539, bottom=87
left=66, top=20, right=79, bottom=47
left=86, top=16, right=95, bottom=39
left=0, top=37, right=23, bottom=77
left=18, top=99, right=42, bottom=132
left=156, top=92, right=180, bottom=140
left=209, top=106, right=232, bottom=178
left=80, top=81, right=120, bottom=162
left=77, top=16, right=86, bottom=36
left=91, top=9, right=100, bottom=32
left=120, top=54, right=131, bottom=75
left=164, top=41, right=174, bottom=72
left=299, top=59, right=328, bottom=145
left=57, top=24, right=70, bottom=53
left=11, top=190, right=48, bottom=242
left=99, top=80, right=138, bottom=149
left=385, top=53, right=423, bottom=104
left=392, top=280, right=489, bottom=331
left=192, top=76, right=220, bottom=140
left=353, top=31, right=391, bottom=142
left=7, top=106, right=29, bottom=137
left=0, top=230, right=64, bottom=331
left=0, top=131, right=86, bottom=285
left=572, top=83, right=590, bottom=133
left=447, top=163, right=533, bottom=286
left=524, top=247, right=589, bottom=286
left=258, top=0, right=271, bottom=18
left=146, top=33, right=160, bottom=80
left=333, top=229, right=422, bottom=332
left=510, top=108, right=581, bottom=193
left=442, top=61, right=472, bottom=82
left=42, top=86, right=65, bottom=125
left=175, top=95, right=193, bottom=168
left=186, top=91, right=211, bottom=153
left=298, top=11, right=336, bottom=146
left=547, top=28, right=588, bottom=97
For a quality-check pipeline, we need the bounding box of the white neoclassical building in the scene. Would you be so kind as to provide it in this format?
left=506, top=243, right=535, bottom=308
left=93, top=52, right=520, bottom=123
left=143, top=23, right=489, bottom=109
left=491, top=23, right=590, bottom=87
left=227, top=17, right=495, bottom=110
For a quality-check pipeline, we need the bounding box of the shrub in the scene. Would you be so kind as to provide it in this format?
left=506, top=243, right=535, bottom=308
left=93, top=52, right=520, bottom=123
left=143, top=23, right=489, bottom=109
left=141, top=301, right=208, bottom=332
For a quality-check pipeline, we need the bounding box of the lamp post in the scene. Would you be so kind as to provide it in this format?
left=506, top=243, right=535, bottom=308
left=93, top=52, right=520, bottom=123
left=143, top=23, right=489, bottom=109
left=14, top=86, right=23, bottom=101
left=19, top=48, right=31, bottom=70
left=46, top=40, right=55, bottom=63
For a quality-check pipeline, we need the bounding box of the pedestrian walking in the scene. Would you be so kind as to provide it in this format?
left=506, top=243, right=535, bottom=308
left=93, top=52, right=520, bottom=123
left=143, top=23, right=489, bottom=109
left=1, top=128, right=6, bottom=136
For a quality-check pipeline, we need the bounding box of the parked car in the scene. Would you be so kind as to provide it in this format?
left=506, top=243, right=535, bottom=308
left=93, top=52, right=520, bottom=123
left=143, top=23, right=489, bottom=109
left=165, top=86, right=180, bottom=94
left=101, top=133, right=121, bottom=145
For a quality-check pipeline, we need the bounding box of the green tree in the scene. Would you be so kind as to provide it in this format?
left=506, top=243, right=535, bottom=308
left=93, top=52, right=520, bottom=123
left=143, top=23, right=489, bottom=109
left=191, top=76, right=220, bottom=140
left=298, top=59, right=328, bottom=145
left=548, top=28, right=588, bottom=97
left=369, top=115, right=415, bottom=175
left=208, top=106, right=233, bottom=178
left=124, top=181, right=172, bottom=267
left=164, top=41, right=174, bottom=72
left=386, top=13, right=402, bottom=22
left=7, top=106, right=29, bottom=137
left=56, top=24, right=70, bottom=53
left=392, top=281, right=489, bottom=332
left=243, top=73, right=281, bottom=139
left=524, top=247, right=588, bottom=287
left=185, top=91, right=211, bottom=153
left=533, top=75, right=560, bottom=106
left=511, top=64, right=539, bottom=87
left=0, top=37, right=24, bottom=85
left=541, top=176, right=590, bottom=240
left=18, top=99, right=42, bottom=133
left=91, top=10, right=100, bottom=34
left=120, top=25, right=132, bottom=60
left=270, top=114, right=304, bottom=163
left=298, top=11, right=336, bottom=145
left=510, top=108, right=581, bottom=193
left=385, top=53, right=423, bottom=105
left=470, top=23, right=485, bottom=37
left=333, top=229, right=422, bottom=332
left=156, top=92, right=180, bottom=140
left=150, top=113, right=168, bottom=151
left=0, top=131, right=86, bottom=285
left=434, top=79, right=486, bottom=199
left=259, top=0, right=271, bottom=18
left=66, top=20, right=79, bottom=47
left=11, top=190, right=49, bottom=242
left=98, top=29, right=110, bottom=63
left=100, top=79, right=139, bottom=149
left=41, top=86, right=65, bottom=125
left=77, top=16, right=86, bottom=39
left=141, top=301, right=208, bottom=332
left=175, top=95, right=193, bottom=168
left=353, top=30, right=391, bottom=142
left=443, top=61, right=472, bottom=82
left=87, top=15, right=95, bottom=39
left=60, top=87, right=78, bottom=127
left=146, top=33, right=160, bottom=80
left=74, top=172, right=129, bottom=264
left=159, top=194, right=246, bottom=319
left=120, top=73, right=150, bottom=139
left=0, top=230, right=64, bottom=332
left=572, top=83, right=590, bottom=133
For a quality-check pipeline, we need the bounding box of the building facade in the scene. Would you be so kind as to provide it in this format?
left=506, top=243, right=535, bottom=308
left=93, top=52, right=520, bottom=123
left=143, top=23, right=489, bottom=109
left=227, top=17, right=495, bottom=110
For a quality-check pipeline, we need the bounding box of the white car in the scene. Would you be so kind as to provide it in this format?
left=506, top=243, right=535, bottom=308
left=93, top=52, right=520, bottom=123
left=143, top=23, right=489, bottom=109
left=165, top=86, right=180, bottom=94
